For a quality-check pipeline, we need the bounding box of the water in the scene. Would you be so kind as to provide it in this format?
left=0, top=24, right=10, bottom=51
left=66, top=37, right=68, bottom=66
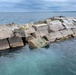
left=0, top=12, right=76, bottom=75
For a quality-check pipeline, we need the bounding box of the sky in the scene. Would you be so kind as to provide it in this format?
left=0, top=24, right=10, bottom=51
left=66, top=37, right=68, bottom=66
left=0, top=0, right=76, bottom=12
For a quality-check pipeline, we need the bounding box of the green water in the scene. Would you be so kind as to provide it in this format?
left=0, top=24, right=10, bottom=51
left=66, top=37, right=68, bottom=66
left=0, top=38, right=76, bottom=75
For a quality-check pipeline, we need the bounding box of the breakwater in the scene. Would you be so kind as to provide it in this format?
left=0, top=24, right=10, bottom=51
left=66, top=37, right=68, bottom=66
left=0, top=16, right=76, bottom=54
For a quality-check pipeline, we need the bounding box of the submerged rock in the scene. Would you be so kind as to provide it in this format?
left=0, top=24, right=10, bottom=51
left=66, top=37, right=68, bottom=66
left=28, top=38, right=48, bottom=48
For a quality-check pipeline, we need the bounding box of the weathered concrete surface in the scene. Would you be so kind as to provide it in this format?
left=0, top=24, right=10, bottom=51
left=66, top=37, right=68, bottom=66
left=45, top=18, right=51, bottom=23
left=32, top=30, right=49, bottom=38
left=49, top=31, right=63, bottom=42
left=48, top=20, right=65, bottom=32
left=72, top=29, right=76, bottom=37
left=0, top=24, right=18, bottom=39
left=33, top=24, right=48, bottom=31
left=8, top=36, right=24, bottom=48
left=26, top=35, right=35, bottom=43
left=0, top=39, right=10, bottom=50
left=19, top=25, right=35, bottom=37
left=60, top=29, right=73, bottom=38
left=13, top=29, right=26, bottom=37
left=42, top=31, right=63, bottom=43
left=29, top=38, right=48, bottom=48
left=62, top=20, right=76, bottom=29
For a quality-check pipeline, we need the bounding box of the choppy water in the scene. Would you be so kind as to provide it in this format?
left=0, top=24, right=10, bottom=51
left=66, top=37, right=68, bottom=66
left=0, top=12, right=76, bottom=75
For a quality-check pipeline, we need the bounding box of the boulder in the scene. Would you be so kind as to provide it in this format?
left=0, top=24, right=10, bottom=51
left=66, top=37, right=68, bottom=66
left=28, top=38, right=48, bottom=48
left=33, top=24, right=48, bottom=31
left=0, top=39, right=10, bottom=50
left=48, top=20, right=65, bottom=32
left=8, top=36, right=24, bottom=48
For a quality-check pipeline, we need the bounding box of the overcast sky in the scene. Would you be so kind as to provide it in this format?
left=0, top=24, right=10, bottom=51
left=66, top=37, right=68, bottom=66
left=0, top=0, right=76, bottom=12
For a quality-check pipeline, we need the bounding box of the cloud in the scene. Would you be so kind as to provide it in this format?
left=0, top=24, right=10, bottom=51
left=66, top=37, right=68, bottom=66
left=0, top=0, right=76, bottom=12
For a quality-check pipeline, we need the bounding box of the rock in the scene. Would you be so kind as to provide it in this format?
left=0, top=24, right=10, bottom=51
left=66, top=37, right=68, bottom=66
left=26, top=35, right=35, bottom=43
left=19, top=25, right=35, bottom=37
left=0, top=29, right=14, bottom=40
left=45, top=18, right=51, bottom=23
left=33, top=24, right=48, bottom=31
left=53, top=16, right=65, bottom=20
left=73, top=18, right=76, bottom=22
left=8, top=36, right=24, bottom=48
left=72, top=29, right=76, bottom=37
left=0, top=24, right=19, bottom=39
left=49, top=31, right=63, bottom=42
left=6, top=24, right=19, bottom=31
left=32, top=30, right=49, bottom=38
left=0, top=39, right=10, bottom=50
left=28, top=38, right=48, bottom=48
left=13, top=29, right=26, bottom=37
left=60, top=29, right=73, bottom=38
left=63, top=21, right=76, bottom=29
left=42, top=31, right=63, bottom=43
left=24, top=27, right=35, bottom=37
left=48, top=20, right=65, bottom=32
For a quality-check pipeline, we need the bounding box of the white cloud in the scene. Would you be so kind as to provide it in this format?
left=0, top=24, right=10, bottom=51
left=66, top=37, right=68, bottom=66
left=0, top=0, right=76, bottom=12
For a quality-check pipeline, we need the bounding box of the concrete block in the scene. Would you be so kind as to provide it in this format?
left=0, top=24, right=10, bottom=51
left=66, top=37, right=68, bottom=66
left=48, top=20, right=65, bottom=31
left=49, top=31, right=63, bottom=42
left=24, top=27, right=35, bottom=37
left=28, top=38, right=47, bottom=48
left=45, top=18, right=51, bottom=23
left=0, top=30, right=14, bottom=39
left=0, top=24, right=19, bottom=39
left=60, top=29, right=73, bottom=38
left=72, top=29, right=76, bottom=37
left=63, top=22, right=76, bottom=29
left=32, top=30, right=49, bottom=38
left=33, top=24, right=48, bottom=31
left=13, top=29, right=26, bottom=37
left=8, top=37, right=24, bottom=48
left=0, top=39, right=10, bottom=50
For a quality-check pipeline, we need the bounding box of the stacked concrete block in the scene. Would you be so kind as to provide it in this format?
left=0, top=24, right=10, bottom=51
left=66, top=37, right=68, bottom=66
left=8, top=36, right=24, bottom=48
left=60, top=29, right=73, bottom=38
left=48, top=20, right=65, bottom=32
left=45, top=18, right=51, bottom=23
left=13, top=29, right=26, bottom=37
left=33, top=24, right=48, bottom=31
left=0, top=39, right=10, bottom=50
left=0, top=16, right=76, bottom=50
left=32, top=30, right=48, bottom=38
left=29, top=38, right=47, bottom=48
left=72, top=29, right=76, bottom=37
left=49, top=31, right=63, bottom=42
